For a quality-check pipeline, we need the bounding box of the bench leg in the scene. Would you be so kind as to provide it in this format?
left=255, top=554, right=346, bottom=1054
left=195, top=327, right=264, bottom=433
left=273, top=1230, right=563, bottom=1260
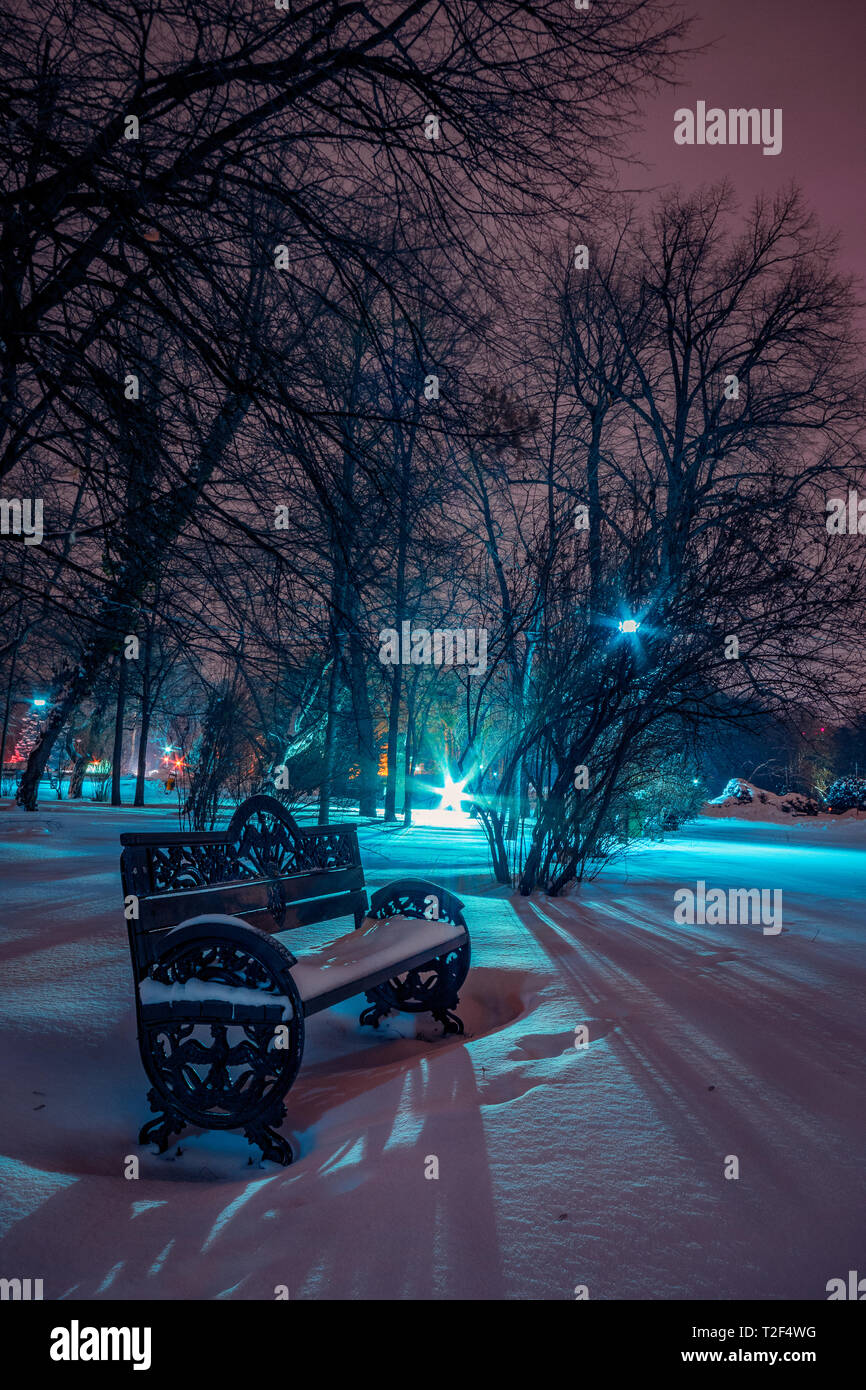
left=359, top=998, right=391, bottom=1029
left=361, top=991, right=465, bottom=1035
left=139, top=1085, right=295, bottom=1166
left=244, top=1100, right=293, bottom=1166
left=431, top=1004, right=464, bottom=1036
left=139, top=1088, right=188, bottom=1153
left=360, top=940, right=471, bottom=1037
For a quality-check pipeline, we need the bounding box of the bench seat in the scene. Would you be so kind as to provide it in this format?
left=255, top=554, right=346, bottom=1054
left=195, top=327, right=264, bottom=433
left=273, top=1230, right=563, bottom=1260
left=137, top=914, right=468, bottom=1022
left=292, top=914, right=468, bottom=1014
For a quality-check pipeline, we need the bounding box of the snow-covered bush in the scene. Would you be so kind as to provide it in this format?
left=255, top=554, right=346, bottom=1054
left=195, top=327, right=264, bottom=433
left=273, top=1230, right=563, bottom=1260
left=600, top=764, right=706, bottom=847
left=823, top=776, right=866, bottom=813
left=719, top=778, right=753, bottom=803
left=654, top=776, right=706, bottom=833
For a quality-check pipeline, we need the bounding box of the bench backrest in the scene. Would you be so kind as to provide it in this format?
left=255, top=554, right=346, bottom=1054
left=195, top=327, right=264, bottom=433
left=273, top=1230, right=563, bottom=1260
left=120, top=796, right=367, bottom=971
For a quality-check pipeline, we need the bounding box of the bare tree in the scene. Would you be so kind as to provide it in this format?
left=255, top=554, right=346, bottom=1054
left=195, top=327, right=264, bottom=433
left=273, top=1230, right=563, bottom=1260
left=451, top=187, right=866, bottom=890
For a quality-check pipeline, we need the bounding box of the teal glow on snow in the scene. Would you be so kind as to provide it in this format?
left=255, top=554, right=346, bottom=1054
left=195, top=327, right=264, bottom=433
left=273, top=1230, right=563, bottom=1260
left=202, top=1177, right=278, bottom=1253
left=148, top=1240, right=174, bottom=1276
left=320, top=1136, right=366, bottom=1173
left=95, top=1260, right=124, bottom=1293
left=131, top=1200, right=167, bottom=1219
left=384, top=1062, right=427, bottom=1151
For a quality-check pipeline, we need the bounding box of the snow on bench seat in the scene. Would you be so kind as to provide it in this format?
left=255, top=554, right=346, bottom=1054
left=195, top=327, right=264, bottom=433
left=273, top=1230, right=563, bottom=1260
left=139, top=976, right=294, bottom=1021
left=290, top=914, right=467, bottom=1007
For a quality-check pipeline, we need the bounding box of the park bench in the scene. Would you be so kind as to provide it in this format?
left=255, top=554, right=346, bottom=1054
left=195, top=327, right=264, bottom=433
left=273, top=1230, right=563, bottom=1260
left=120, top=795, right=470, bottom=1165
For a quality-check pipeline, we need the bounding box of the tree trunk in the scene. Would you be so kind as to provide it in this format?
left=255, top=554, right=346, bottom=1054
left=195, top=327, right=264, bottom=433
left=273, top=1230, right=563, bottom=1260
left=68, top=746, right=90, bottom=799
left=0, top=621, right=19, bottom=783
left=475, top=804, right=511, bottom=884
left=110, top=656, right=127, bottom=806
left=384, top=410, right=411, bottom=821
left=519, top=787, right=565, bottom=894
left=17, top=670, right=95, bottom=808
left=318, top=630, right=345, bottom=825
left=587, top=408, right=604, bottom=617
left=346, top=623, right=378, bottom=818
left=133, top=644, right=152, bottom=808
left=383, top=662, right=402, bottom=822
left=402, top=689, right=414, bottom=826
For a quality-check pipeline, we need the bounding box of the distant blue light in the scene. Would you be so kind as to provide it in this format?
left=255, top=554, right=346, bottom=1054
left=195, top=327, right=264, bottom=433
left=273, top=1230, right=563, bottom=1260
left=32, top=698, right=47, bottom=706
left=619, top=618, right=640, bottom=634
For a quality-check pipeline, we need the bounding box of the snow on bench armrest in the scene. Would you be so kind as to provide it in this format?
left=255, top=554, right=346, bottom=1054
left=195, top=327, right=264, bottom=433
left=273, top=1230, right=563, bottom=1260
left=139, top=977, right=294, bottom=1020
left=290, top=913, right=466, bottom=1004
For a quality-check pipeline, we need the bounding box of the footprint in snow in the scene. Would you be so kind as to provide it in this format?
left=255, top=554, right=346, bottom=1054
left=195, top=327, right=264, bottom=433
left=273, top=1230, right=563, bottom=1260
left=508, top=1020, right=618, bottom=1061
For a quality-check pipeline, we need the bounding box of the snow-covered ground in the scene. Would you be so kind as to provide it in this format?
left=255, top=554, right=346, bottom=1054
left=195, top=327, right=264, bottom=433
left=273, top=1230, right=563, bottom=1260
left=0, top=800, right=863, bottom=1299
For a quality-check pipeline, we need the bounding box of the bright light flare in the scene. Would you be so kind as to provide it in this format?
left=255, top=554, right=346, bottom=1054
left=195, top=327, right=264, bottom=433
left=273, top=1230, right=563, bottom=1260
left=618, top=618, right=640, bottom=634
left=438, top=772, right=471, bottom=813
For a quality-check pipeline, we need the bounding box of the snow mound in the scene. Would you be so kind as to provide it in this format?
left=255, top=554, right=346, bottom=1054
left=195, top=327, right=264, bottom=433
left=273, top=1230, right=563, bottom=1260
left=704, top=780, right=852, bottom=823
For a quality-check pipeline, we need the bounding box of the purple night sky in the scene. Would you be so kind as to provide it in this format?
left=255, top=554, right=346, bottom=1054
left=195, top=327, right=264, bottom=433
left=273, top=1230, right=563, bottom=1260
left=631, top=0, right=866, bottom=290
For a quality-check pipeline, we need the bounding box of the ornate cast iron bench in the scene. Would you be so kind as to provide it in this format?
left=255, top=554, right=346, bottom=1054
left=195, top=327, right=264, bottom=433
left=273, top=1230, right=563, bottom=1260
left=120, top=796, right=470, bottom=1165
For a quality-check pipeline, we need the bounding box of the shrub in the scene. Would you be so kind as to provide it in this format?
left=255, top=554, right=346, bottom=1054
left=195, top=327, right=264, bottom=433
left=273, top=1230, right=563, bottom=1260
left=780, top=794, right=820, bottom=816
left=823, top=776, right=866, bottom=813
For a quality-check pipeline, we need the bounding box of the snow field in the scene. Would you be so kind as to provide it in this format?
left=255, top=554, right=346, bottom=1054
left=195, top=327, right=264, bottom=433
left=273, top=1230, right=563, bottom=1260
left=0, top=803, right=863, bottom=1298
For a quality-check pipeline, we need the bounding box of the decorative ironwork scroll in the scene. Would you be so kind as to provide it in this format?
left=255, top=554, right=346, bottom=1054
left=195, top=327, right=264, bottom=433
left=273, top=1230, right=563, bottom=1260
left=138, top=796, right=359, bottom=895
